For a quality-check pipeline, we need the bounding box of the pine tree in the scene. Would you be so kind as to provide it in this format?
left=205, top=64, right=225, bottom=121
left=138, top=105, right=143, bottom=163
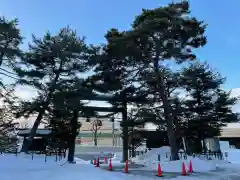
left=0, top=105, right=19, bottom=152
left=0, top=17, right=22, bottom=107
left=180, top=62, right=238, bottom=152
left=0, top=17, right=22, bottom=70
left=47, top=78, right=97, bottom=162
left=209, top=89, right=239, bottom=135
left=96, top=1, right=206, bottom=160
left=14, top=27, right=94, bottom=152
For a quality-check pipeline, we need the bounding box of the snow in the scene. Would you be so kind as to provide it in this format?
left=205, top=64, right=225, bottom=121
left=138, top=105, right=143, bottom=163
left=221, top=148, right=240, bottom=164
left=112, top=152, right=123, bottom=161
left=1, top=153, right=240, bottom=180
left=131, top=146, right=217, bottom=173
left=218, top=140, right=240, bottom=164
left=3, top=145, right=240, bottom=180
left=0, top=154, right=145, bottom=180
left=135, top=143, right=147, bottom=152
left=132, top=146, right=171, bottom=163
left=220, top=141, right=230, bottom=151
left=137, top=156, right=217, bottom=173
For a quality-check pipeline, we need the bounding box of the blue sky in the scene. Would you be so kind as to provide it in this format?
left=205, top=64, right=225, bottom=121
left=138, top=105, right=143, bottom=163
left=1, top=0, right=240, bottom=90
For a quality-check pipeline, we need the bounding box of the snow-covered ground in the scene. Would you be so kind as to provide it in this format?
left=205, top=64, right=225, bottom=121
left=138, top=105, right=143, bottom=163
left=2, top=145, right=240, bottom=180
left=0, top=153, right=151, bottom=180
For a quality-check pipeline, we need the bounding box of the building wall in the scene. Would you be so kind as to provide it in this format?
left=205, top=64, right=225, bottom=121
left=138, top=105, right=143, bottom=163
left=76, top=133, right=122, bottom=146
left=77, top=118, right=122, bottom=146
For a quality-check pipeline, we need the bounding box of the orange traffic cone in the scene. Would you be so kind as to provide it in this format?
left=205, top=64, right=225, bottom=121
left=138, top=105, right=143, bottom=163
left=189, top=160, right=193, bottom=173
left=181, top=162, right=187, bottom=176
left=124, top=160, right=129, bottom=173
left=104, top=157, right=107, bottom=164
left=108, top=158, right=113, bottom=171
left=156, top=163, right=163, bottom=177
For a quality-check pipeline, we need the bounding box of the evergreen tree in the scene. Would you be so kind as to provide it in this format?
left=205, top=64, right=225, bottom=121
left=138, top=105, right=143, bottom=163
left=95, top=1, right=206, bottom=160
left=47, top=78, right=97, bottom=162
left=0, top=105, right=19, bottom=152
left=180, top=62, right=238, bottom=152
left=209, top=89, right=239, bottom=135
left=0, top=17, right=22, bottom=71
left=14, top=27, right=94, bottom=152
left=0, top=17, right=22, bottom=107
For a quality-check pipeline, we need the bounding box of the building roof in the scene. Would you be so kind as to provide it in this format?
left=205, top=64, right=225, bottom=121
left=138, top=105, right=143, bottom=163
left=18, top=128, right=51, bottom=136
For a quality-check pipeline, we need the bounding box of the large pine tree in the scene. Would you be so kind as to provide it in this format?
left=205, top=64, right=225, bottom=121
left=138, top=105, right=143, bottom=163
left=94, top=1, right=207, bottom=160
left=14, top=27, right=94, bottom=152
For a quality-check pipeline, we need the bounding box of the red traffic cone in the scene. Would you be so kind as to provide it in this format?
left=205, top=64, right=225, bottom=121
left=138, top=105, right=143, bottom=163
left=93, top=158, right=96, bottom=166
left=181, top=162, right=187, bottom=176
left=104, top=157, right=107, bottom=164
left=108, top=158, right=113, bottom=171
left=189, top=160, right=193, bottom=173
left=124, top=160, right=129, bottom=173
left=96, top=157, right=100, bottom=167
left=156, top=163, right=163, bottom=177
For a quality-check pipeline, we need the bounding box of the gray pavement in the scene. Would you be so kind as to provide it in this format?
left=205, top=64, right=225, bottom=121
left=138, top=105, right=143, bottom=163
left=75, top=152, right=106, bottom=161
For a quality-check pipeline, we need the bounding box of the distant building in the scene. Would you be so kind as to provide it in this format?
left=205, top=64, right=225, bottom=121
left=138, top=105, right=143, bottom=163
left=77, top=118, right=122, bottom=146
left=219, top=123, right=240, bottom=148
left=17, top=128, right=51, bottom=152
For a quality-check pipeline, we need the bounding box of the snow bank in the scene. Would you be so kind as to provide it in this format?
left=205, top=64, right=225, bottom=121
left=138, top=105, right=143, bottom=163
left=74, top=157, right=91, bottom=164
left=112, top=152, right=122, bottom=161
left=139, top=157, right=216, bottom=173
left=131, top=146, right=216, bottom=173
left=135, top=143, right=147, bottom=152
left=221, top=148, right=240, bottom=164
left=132, top=146, right=171, bottom=163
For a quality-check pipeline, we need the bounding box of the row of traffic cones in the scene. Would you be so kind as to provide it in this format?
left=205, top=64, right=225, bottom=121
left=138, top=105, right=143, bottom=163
left=93, top=157, right=129, bottom=173
left=94, top=157, right=193, bottom=177
left=156, top=160, right=193, bottom=177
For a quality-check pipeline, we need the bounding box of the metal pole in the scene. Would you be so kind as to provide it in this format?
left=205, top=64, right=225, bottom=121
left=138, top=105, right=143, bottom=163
left=112, top=119, right=115, bottom=146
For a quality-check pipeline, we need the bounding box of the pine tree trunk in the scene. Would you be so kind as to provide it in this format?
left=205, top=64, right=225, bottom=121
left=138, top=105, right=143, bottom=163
left=152, top=48, right=178, bottom=161
left=21, top=109, right=44, bottom=152
left=67, top=110, right=78, bottom=163
left=21, top=69, right=62, bottom=153
left=159, top=81, right=179, bottom=161
left=67, top=134, right=76, bottom=163
left=94, top=131, right=97, bottom=146
left=122, top=94, right=129, bottom=162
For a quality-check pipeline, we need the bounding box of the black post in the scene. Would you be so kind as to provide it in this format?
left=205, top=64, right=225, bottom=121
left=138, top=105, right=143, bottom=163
left=55, top=151, right=58, bottom=162
left=32, top=151, right=34, bottom=160
left=67, top=110, right=78, bottom=163
left=122, top=90, right=129, bottom=162
left=45, top=153, right=47, bottom=162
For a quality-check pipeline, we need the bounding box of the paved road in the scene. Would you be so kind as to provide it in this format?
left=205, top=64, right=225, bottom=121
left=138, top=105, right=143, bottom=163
left=75, top=153, right=105, bottom=161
